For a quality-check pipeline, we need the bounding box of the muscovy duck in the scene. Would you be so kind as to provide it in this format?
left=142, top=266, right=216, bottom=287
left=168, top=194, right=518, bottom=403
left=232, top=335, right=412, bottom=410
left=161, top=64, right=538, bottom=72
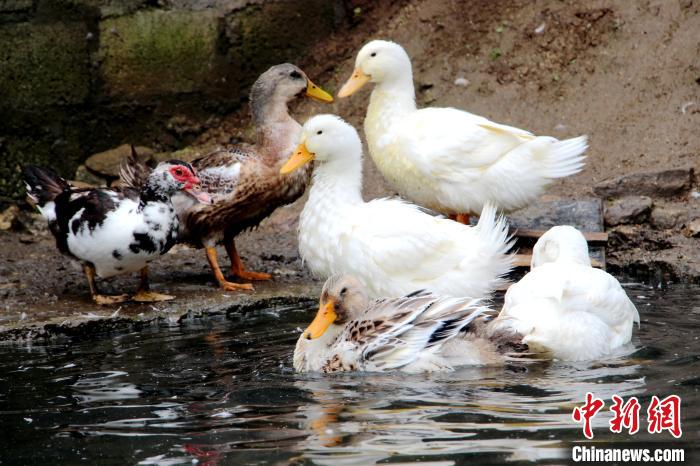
left=120, top=64, right=333, bottom=291
left=24, top=159, right=211, bottom=305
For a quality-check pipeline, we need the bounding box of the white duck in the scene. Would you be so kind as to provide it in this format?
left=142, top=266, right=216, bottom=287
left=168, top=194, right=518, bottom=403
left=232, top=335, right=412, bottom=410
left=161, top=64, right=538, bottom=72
left=338, top=40, right=587, bottom=223
left=489, top=226, right=640, bottom=361
left=280, top=114, right=513, bottom=299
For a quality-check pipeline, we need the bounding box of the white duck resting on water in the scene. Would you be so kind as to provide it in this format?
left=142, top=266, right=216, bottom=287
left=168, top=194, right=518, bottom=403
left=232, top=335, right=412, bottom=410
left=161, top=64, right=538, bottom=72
left=295, top=257, right=640, bottom=373
left=280, top=114, right=513, bottom=299
left=24, top=161, right=210, bottom=305
left=489, top=225, right=640, bottom=362
left=338, top=40, right=587, bottom=223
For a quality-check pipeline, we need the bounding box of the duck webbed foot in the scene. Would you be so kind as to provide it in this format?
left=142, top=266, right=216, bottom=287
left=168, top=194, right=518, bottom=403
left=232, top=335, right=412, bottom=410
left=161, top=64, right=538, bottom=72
left=83, top=264, right=130, bottom=305
left=225, top=239, right=272, bottom=281
left=205, top=247, right=255, bottom=291
left=132, top=266, right=175, bottom=302
left=448, top=213, right=471, bottom=225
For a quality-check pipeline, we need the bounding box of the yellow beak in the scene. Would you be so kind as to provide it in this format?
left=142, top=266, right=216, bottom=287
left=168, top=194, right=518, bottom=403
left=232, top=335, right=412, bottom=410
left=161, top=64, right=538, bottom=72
left=338, top=67, right=370, bottom=98
left=303, top=300, right=337, bottom=340
left=280, top=142, right=315, bottom=175
left=305, top=79, right=334, bottom=103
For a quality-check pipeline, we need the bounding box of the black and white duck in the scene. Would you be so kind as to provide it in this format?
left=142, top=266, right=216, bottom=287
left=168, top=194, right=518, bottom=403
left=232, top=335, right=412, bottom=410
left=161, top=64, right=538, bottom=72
left=24, top=159, right=211, bottom=305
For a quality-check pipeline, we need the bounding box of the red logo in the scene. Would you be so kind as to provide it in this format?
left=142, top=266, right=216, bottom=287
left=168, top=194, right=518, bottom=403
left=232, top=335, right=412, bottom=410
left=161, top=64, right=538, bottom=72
left=647, top=395, right=682, bottom=438
left=609, top=395, right=641, bottom=434
left=572, top=393, right=682, bottom=439
left=572, top=392, right=605, bottom=439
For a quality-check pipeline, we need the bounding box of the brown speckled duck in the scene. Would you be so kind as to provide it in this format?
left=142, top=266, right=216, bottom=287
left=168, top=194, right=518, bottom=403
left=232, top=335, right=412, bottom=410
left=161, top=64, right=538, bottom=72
left=121, top=64, right=333, bottom=291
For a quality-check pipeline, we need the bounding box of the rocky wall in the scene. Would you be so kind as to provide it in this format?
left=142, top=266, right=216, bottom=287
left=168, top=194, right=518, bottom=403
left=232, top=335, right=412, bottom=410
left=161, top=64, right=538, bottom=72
left=0, top=0, right=345, bottom=199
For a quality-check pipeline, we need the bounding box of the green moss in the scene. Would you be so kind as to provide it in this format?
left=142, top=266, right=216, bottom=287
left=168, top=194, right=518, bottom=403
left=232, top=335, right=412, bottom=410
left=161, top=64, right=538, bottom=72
left=99, top=9, right=223, bottom=97
left=0, top=21, right=90, bottom=109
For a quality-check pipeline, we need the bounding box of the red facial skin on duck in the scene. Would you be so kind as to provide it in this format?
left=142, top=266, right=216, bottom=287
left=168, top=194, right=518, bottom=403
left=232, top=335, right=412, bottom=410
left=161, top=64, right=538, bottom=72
left=169, top=165, right=212, bottom=204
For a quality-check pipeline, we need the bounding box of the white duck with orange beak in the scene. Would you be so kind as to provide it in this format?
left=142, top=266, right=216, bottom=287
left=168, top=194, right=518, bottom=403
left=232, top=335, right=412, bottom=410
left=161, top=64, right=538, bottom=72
left=338, top=40, right=587, bottom=223
left=280, top=114, right=513, bottom=300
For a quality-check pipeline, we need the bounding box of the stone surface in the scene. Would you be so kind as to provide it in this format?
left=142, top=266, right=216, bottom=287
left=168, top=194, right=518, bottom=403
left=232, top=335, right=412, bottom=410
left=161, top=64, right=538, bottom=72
left=650, top=205, right=686, bottom=229
left=683, top=218, right=700, bottom=238
left=85, top=144, right=154, bottom=179
left=0, top=280, right=319, bottom=341
left=509, top=196, right=604, bottom=232
left=0, top=21, right=90, bottom=109
left=604, top=196, right=653, bottom=226
left=62, top=0, right=148, bottom=18
left=74, top=165, right=108, bottom=186
left=225, top=0, right=340, bottom=86
left=0, top=205, right=20, bottom=231
left=98, top=9, right=223, bottom=97
left=594, top=168, right=694, bottom=199
left=0, top=0, right=32, bottom=13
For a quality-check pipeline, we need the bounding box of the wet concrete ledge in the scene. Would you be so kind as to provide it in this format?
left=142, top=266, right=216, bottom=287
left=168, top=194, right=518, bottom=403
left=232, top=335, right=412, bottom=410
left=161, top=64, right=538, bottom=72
left=0, top=281, right=320, bottom=343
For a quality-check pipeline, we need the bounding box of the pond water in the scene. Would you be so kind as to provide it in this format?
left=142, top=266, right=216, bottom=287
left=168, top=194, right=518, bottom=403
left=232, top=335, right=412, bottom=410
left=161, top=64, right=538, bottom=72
left=1, top=283, right=698, bottom=465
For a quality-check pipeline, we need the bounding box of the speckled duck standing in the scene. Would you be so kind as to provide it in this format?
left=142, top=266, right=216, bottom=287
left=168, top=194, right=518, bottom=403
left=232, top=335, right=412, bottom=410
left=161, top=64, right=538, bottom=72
left=122, top=64, right=333, bottom=291
left=24, top=160, right=210, bottom=304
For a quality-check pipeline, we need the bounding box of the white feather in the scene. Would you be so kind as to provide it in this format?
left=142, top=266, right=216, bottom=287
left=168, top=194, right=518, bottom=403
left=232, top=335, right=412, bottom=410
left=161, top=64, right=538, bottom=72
left=490, top=226, right=640, bottom=361
left=355, top=40, right=587, bottom=214
left=296, top=115, right=513, bottom=299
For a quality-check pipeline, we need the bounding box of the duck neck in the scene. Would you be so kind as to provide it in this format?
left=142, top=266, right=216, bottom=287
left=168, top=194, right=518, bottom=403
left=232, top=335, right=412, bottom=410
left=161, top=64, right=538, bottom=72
left=365, top=76, right=417, bottom=150
left=139, top=180, right=172, bottom=208
left=294, top=325, right=345, bottom=372
left=251, top=94, right=302, bottom=161
left=308, top=153, right=364, bottom=209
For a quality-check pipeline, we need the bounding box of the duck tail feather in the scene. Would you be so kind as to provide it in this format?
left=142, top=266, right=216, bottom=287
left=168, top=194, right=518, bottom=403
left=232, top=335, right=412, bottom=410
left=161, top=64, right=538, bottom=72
left=544, top=135, right=588, bottom=179
left=22, top=165, right=70, bottom=207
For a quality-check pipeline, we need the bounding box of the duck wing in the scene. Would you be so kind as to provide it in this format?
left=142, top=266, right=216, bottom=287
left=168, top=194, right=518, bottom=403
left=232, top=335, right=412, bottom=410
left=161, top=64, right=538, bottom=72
left=191, top=147, right=254, bottom=198
left=339, top=199, right=512, bottom=297
left=392, top=107, right=534, bottom=178
left=328, top=293, right=486, bottom=372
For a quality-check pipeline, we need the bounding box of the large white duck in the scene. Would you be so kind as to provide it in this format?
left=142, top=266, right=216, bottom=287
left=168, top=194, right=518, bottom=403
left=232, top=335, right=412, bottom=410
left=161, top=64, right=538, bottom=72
left=338, top=40, right=588, bottom=222
left=280, top=114, right=513, bottom=299
left=489, top=226, right=640, bottom=361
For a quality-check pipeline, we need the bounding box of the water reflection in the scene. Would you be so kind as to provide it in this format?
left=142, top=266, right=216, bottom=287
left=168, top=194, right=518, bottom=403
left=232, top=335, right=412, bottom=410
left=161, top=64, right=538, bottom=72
left=0, top=285, right=698, bottom=465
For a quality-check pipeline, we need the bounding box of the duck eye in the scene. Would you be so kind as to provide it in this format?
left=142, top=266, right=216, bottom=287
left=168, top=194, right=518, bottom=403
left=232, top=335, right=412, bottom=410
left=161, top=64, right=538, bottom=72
left=290, top=71, right=301, bottom=79
left=340, top=287, right=348, bottom=295
left=174, top=168, right=183, bottom=176
left=316, top=130, right=323, bottom=135
left=370, top=52, right=377, bottom=57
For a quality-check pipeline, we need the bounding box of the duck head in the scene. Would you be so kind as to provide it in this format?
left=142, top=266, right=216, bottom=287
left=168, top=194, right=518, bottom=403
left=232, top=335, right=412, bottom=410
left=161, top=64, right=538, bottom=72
left=250, top=64, right=332, bottom=120
left=338, top=40, right=413, bottom=97
left=146, top=160, right=211, bottom=204
left=279, top=114, right=362, bottom=175
left=303, top=275, right=368, bottom=340
left=531, top=225, right=591, bottom=268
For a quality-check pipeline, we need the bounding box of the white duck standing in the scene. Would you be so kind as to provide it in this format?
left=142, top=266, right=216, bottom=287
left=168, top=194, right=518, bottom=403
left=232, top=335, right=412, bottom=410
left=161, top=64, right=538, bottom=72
left=280, top=114, right=513, bottom=299
left=489, top=226, right=640, bottom=361
left=338, top=40, right=587, bottom=223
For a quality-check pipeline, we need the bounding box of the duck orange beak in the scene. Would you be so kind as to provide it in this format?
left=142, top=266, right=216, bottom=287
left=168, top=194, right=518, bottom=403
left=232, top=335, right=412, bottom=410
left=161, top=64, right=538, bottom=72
left=280, top=142, right=315, bottom=175
left=303, top=299, right=337, bottom=340
left=305, top=79, right=334, bottom=103
left=338, top=68, right=370, bottom=98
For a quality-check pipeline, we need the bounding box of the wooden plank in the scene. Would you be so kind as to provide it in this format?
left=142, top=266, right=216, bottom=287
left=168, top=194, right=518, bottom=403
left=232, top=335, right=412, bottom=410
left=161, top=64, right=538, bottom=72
left=510, top=228, right=608, bottom=243
left=511, top=253, right=604, bottom=269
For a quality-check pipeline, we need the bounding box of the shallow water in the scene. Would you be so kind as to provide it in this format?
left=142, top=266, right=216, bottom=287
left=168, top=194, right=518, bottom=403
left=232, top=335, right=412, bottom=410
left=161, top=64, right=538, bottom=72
left=1, top=283, right=698, bottom=465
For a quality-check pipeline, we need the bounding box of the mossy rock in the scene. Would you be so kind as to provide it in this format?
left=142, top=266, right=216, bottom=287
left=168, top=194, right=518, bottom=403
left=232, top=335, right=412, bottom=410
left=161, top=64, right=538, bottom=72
left=98, top=9, right=225, bottom=97
left=225, top=0, right=339, bottom=84
left=0, top=21, right=90, bottom=109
